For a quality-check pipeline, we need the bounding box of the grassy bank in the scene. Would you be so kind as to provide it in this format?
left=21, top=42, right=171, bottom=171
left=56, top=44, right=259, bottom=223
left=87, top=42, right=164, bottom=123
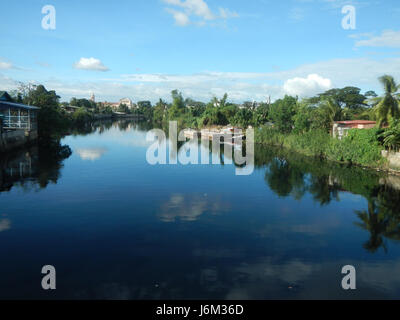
left=255, top=126, right=386, bottom=169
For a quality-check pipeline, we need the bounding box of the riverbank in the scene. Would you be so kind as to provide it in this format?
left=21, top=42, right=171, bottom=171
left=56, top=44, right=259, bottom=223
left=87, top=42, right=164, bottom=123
left=0, top=129, right=38, bottom=153
left=254, top=126, right=391, bottom=173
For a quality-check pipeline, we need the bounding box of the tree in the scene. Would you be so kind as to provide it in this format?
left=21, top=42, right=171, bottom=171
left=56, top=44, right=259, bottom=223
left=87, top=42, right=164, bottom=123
left=17, top=84, right=67, bottom=138
left=168, top=90, right=186, bottom=118
left=137, top=101, right=152, bottom=109
left=372, top=75, right=400, bottom=127
left=199, top=106, right=228, bottom=126
left=269, top=95, right=297, bottom=133
left=380, top=119, right=400, bottom=151
left=293, top=102, right=313, bottom=133
left=318, top=87, right=367, bottom=110
left=72, top=107, right=93, bottom=126
left=365, top=91, right=378, bottom=98
left=117, top=103, right=130, bottom=114
left=153, top=99, right=168, bottom=123
left=231, top=108, right=253, bottom=127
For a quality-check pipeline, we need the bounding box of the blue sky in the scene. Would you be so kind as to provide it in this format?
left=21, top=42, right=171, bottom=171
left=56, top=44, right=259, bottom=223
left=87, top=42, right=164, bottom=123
left=1, top=0, right=400, bottom=103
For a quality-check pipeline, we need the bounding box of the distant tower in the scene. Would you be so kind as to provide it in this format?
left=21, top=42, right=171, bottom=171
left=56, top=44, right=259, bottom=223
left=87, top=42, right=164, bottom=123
left=90, top=92, right=95, bottom=102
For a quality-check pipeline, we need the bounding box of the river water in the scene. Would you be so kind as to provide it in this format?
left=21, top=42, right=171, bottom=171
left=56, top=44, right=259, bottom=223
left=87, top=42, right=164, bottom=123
left=1, top=120, right=400, bottom=299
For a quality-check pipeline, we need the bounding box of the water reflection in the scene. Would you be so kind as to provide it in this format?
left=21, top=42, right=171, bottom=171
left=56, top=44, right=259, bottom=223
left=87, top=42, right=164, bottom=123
left=2, top=120, right=400, bottom=299
left=256, top=147, right=400, bottom=254
left=76, top=148, right=107, bottom=161
left=0, top=218, right=11, bottom=232
left=0, top=140, right=71, bottom=192
left=158, top=193, right=230, bottom=222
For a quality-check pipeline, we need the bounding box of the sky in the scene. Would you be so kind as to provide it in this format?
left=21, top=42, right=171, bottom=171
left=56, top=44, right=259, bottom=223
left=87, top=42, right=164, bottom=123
left=0, top=0, right=399, bottom=103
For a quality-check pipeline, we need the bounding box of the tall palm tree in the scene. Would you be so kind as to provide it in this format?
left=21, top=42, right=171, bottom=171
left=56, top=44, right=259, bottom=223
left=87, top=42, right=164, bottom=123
left=380, top=120, right=400, bottom=152
left=372, top=75, right=400, bottom=127
left=321, top=97, right=343, bottom=122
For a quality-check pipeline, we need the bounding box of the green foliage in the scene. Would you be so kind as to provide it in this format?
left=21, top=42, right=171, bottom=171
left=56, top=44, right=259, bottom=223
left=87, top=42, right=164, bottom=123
left=168, top=90, right=186, bottom=118
left=373, top=75, right=400, bottom=127
left=256, top=126, right=384, bottom=167
left=70, top=97, right=96, bottom=109
left=269, top=95, right=297, bottom=133
left=326, top=128, right=384, bottom=166
left=252, top=103, right=270, bottom=126
left=137, top=100, right=152, bottom=109
left=317, top=86, right=367, bottom=110
left=153, top=99, right=168, bottom=123
left=380, top=119, right=400, bottom=151
left=71, top=107, right=93, bottom=126
left=117, top=103, right=131, bottom=114
left=19, top=84, right=69, bottom=138
left=137, top=100, right=153, bottom=120
left=199, top=106, right=228, bottom=126
left=231, top=108, right=253, bottom=127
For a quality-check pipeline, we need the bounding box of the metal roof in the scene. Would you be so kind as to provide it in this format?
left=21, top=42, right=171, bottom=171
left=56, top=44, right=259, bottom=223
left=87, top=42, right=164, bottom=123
left=335, top=120, right=376, bottom=125
left=0, top=101, right=39, bottom=110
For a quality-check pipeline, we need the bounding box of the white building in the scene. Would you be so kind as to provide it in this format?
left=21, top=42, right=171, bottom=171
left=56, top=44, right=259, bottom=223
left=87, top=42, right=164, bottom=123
left=119, top=98, right=134, bottom=109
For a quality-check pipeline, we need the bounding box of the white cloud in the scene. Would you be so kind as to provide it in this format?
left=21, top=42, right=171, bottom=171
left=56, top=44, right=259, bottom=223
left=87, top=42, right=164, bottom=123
left=283, top=74, right=333, bottom=97
left=355, top=30, right=400, bottom=48
left=0, top=73, right=17, bottom=90
left=76, top=148, right=107, bottom=161
left=165, top=8, right=190, bottom=26
left=163, top=0, right=238, bottom=26
left=289, top=7, right=305, bottom=22
left=0, top=219, right=11, bottom=232
left=73, top=57, right=109, bottom=72
left=218, top=8, right=239, bottom=19
left=0, top=60, right=13, bottom=70
left=4, top=57, right=400, bottom=104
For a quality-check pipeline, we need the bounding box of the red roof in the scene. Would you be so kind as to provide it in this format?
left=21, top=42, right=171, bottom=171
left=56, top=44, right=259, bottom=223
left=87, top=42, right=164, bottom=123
left=335, top=120, right=376, bottom=125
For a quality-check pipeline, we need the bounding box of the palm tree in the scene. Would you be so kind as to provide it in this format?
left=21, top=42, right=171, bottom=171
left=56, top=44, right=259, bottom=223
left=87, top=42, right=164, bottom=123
left=323, top=97, right=343, bottom=121
left=372, top=75, right=400, bottom=127
left=380, top=120, right=400, bottom=152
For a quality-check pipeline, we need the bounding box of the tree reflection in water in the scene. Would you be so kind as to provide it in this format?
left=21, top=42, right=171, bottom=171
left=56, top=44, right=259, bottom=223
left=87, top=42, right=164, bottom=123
left=255, top=145, right=400, bottom=253
left=2, top=123, right=400, bottom=254
left=0, top=139, right=72, bottom=192
left=0, top=119, right=148, bottom=192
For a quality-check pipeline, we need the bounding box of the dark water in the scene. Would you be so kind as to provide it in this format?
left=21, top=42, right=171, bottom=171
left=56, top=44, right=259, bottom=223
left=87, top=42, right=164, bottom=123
left=1, top=120, right=400, bottom=299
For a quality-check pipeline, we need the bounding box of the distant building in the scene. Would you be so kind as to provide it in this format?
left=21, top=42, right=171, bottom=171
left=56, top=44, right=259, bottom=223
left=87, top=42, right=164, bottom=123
left=90, top=93, right=95, bottom=102
left=119, top=98, right=134, bottom=109
left=332, top=120, right=376, bottom=139
left=103, top=98, right=134, bottom=110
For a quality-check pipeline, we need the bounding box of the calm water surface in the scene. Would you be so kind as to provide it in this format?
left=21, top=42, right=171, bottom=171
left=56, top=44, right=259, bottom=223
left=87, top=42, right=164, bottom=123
left=1, top=120, right=400, bottom=299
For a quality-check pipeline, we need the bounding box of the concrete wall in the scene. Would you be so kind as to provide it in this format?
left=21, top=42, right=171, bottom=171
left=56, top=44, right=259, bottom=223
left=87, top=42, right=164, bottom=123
left=0, top=129, right=38, bottom=153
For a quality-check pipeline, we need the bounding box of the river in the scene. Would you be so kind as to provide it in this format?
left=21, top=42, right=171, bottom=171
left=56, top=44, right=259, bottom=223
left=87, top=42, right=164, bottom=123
left=1, top=119, right=400, bottom=299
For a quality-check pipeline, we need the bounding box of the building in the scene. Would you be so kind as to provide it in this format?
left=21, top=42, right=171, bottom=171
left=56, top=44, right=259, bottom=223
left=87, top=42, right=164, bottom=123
left=0, top=91, right=39, bottom=131
left=0, top=91, right=39, bottom=152
left=332, top=120, right=377, bottom=139
left=103, top=98, right=135, bottom=111
left=90, top=93, right=95, bottom=102
left=119, top=98, right=134, bottom=109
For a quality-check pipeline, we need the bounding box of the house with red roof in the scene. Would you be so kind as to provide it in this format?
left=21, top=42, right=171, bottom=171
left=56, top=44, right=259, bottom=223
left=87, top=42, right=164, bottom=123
left=332, top=120, right=377, bottom=139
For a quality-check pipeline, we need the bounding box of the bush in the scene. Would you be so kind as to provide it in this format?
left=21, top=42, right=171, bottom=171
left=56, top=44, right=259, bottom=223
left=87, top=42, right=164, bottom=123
left=72, top=107, right=93, bottom=126
left=256, top=126, right=385, bottom=167
left=326, top=128, right=384, bottom=166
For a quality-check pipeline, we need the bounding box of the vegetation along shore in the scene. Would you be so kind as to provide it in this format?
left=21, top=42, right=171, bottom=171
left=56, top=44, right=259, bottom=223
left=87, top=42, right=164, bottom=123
left=3, top=75, right=400, bottom=172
